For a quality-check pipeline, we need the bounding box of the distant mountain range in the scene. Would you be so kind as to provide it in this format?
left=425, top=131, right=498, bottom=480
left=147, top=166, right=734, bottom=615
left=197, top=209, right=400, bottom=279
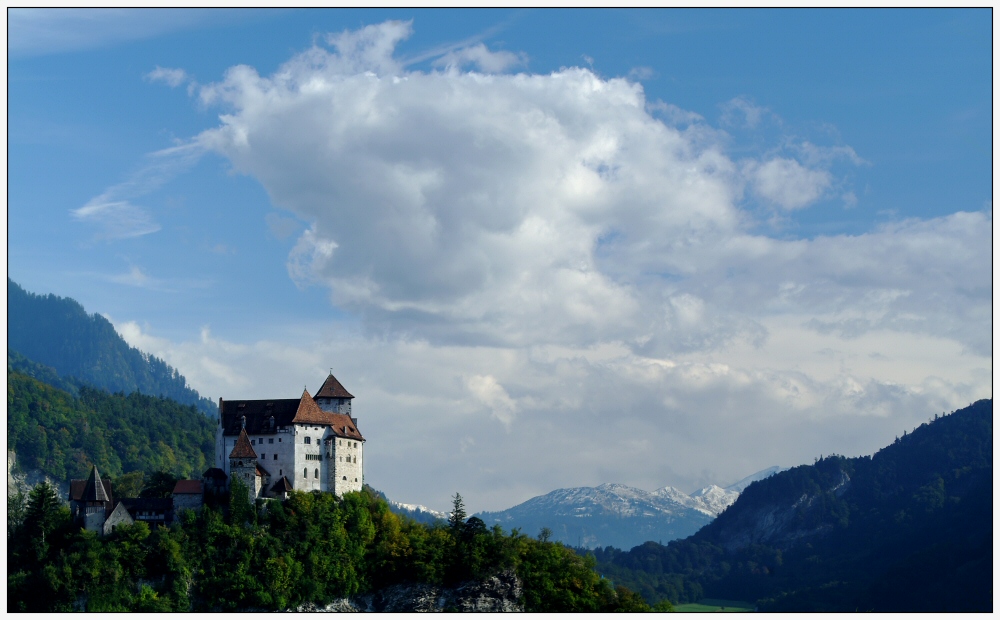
left=592, top=400, right=993, bottom=612
left=475, top=467, right=782, bottom=550
left=7, top=279, right=215, bottom=416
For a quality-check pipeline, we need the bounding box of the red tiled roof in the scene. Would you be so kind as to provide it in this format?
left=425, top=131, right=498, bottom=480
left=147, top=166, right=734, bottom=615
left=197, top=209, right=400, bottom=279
left=328, top=413, right=365, bottom=441
left=291, top=389, right=334, bottom=424
left=314, top=373, right=354, bottom=399
left=290, top=390, right=364, bottom=440
left=229, top=427, right=258, bottom=459
left=172, top=480, right=203, bottom=495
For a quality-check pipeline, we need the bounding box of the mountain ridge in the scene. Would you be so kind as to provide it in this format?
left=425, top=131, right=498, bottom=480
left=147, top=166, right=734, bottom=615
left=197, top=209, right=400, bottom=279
left=591, top=400, right=992, bottom=611
left=7, top=278, right=215, bottom=416
left=475, top=467, right=781, bottom=550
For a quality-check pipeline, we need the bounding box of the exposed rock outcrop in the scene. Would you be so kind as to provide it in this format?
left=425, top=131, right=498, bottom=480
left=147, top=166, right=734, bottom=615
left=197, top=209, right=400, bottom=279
left=7, top=450, right=70, bottom=503
left=294, top=570, right=523, bottom=612
left=711, top=468, right=852, bottom=553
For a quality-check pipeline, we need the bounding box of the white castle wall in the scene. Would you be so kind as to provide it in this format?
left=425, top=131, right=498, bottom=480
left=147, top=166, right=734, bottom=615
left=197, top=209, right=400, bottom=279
left=330, top=437, right=363, bottom=495
left=217, top=394, right=364, bottom=498
left=294, top=424, right=331, bottom=493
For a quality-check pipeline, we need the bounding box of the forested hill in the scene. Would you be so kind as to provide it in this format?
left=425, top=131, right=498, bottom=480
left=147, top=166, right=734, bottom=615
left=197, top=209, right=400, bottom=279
left=7, top=370, right=215, bottom=483
left=592, top=400, right=993, bottom=612
left=8, top=279, right=215, bottom=416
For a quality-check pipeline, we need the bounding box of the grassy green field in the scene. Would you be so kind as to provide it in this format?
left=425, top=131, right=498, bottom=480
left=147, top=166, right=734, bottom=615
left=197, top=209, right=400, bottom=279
left=672, top=598, right=754, bottom=612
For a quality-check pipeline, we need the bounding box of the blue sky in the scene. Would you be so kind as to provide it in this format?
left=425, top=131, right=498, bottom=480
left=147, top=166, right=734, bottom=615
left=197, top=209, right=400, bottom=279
left=7, top=9, right=992, bottom=512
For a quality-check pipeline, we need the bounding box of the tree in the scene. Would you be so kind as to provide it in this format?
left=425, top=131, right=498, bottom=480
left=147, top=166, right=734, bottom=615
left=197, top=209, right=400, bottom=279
left=538, top=527, right=552, bottom=542
left=448, top=493, right=466, bottom=530
left=228, top=477, right=256, bottom=527
left=24, top=481, right=66, bottom=557
left=8, top=485, right=28, bottom=538
left=113, top=471, right=145, bottom=498
left=139, top=471, right=178, bottom=499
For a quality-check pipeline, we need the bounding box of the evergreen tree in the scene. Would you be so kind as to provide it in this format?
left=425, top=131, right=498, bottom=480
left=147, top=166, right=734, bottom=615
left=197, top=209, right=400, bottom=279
left=22, top=482, right=68, bottom=561
left=449, top=493, right=467, bottom=530
left=8, top=486, right=28, bottom=539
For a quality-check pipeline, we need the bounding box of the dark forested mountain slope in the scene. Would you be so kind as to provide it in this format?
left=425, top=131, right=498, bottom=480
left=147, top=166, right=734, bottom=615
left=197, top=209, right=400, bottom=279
left=8, top=279, right=214, bottom=415
left=7, top=370, right=215, bottom=483
left=592, top=400, right=992, bottom=612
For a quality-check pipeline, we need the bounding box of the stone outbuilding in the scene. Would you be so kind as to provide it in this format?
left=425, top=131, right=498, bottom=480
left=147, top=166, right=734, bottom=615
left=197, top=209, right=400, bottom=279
left=172, top=479, right=205, bottom=513
left=69, top=465, right=135, bottom=535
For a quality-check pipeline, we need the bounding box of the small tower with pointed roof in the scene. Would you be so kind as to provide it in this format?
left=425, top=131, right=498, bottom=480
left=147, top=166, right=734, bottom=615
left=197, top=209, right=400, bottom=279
left=229, top=421, right=260, bottom=504
left=75, top=465, right=113, bottom=533
left=314, top=372, right=354, bottom=416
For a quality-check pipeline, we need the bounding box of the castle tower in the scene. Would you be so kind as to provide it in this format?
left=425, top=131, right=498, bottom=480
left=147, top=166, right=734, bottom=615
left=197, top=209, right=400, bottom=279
left=76, top=465, right=112, bottom=533
left=228, top=420, right=259, bottom=504
left=314, top=372, right=354, bottom=417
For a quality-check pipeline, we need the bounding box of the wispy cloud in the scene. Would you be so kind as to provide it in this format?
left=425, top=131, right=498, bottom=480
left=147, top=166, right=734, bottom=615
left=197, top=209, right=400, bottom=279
left=72, top=142, right=204, bottom=241
left=146, top=66, right=190, bottom=88
left=72, top=201, right=161, bottom=240
left=433, top=43, right=526, bottom=73
left=720, top=95, right=776, bottom=129
left=108, top=265, right=160, bottom=288
left=628, top=66, right=656, bottom=81
left=8, top=8, right=218, bottom=56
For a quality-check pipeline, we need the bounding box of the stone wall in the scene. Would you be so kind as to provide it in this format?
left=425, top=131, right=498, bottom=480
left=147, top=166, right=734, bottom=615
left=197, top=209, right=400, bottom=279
left=330, top=437, right=363, bottom=496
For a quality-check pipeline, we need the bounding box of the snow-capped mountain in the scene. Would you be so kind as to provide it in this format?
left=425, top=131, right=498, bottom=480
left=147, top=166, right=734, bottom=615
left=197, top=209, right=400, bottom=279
left=475, top=467, right=781, bottom=551
left=688, top=466, right=785, bottom=515
left=388, top=500, right=448, bottom=525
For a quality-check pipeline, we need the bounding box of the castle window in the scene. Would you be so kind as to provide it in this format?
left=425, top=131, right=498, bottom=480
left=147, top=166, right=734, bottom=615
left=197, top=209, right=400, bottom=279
left=261, top=454, right=265, bottom=459
left=274, top=454, right=277, bottom=460
left=314, top=469, right=319, bottom=479
left=251, top=439, right=255, bottom=445
left=343, top=476, right=347, bottom=480
left=304, top=437, right=311, bottom=444
left=304, top=468, right=308, bottom=478
left=279, top=469, right=282, bottom=476
left=269, top=438, right=274, bottom=444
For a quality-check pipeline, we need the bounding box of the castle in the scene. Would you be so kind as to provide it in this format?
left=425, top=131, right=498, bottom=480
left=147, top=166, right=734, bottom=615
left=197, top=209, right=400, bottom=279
left=69, top=373, right=365, bottom=534
left=213, top=373, right=366, bottom=503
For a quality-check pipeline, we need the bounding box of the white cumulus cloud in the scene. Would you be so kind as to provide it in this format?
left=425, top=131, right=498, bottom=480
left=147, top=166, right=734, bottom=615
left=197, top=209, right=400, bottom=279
left=745, top=157, right=832, bottom=210
left=116, top=21, right=992, bottom=512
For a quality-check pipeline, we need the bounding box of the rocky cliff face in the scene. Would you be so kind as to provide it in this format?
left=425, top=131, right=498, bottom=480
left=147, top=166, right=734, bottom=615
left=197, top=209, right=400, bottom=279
left=7, top=450, right=69, bottom=503
left=709, top=468, right=852, bottom=553
left=294, top=570, right=523, bottom=612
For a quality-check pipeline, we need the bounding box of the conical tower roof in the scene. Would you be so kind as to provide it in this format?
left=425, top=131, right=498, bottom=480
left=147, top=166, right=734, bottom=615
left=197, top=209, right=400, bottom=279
left=82, top=465, right=109, bottom=502
left=314, top=373, right=354, bottom=399
left=229, top=427, right=258, bottom=459
left=292, top=388, right=336, bottom=424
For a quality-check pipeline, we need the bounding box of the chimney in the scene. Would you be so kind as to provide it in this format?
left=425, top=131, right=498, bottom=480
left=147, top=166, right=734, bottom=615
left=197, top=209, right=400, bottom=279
left=351, top=417, right=358, bottom=425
